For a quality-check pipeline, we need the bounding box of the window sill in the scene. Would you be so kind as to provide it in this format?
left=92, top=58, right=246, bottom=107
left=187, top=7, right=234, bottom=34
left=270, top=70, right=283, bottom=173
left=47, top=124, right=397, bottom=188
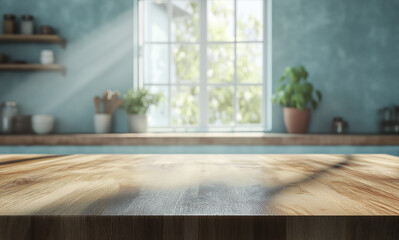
left=0, top=133, right=398, bottom=146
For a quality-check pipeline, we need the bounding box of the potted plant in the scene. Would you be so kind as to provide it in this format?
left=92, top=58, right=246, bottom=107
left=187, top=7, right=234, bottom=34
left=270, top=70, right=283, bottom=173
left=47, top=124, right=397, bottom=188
left=272, top=66, right=322, bottom=133
left=121, top=88, right=161, bottom=133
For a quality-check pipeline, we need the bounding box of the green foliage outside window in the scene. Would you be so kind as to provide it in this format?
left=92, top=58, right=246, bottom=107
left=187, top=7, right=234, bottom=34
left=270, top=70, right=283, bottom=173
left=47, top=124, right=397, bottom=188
left=162, top=1, right=263, bottom=126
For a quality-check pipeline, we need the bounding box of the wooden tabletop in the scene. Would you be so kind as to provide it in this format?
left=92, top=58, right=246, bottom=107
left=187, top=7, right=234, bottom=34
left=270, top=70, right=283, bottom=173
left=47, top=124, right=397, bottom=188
left=1, top=133, right=398, bottom=146
left=1, top=154, right=399, bottom=216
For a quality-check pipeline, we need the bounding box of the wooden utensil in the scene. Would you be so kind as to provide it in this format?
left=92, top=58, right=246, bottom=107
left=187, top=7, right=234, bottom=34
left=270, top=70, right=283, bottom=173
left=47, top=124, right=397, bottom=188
left=109, top=99, right=123, bottom=114
left=109, top=92, right=119, bottom=107
left=102, top=90, right=112, bottom=114
left=93, top=96, right=101, bottom=114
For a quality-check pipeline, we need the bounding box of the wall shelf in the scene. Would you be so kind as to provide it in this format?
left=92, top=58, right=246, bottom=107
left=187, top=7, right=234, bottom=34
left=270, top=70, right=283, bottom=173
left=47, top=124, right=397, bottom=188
left=0, top=34, right=67, bottom=75
left=0, top=34, right=66, bottom=47
left=0, top=133, right=397, bottom=146
left=0, top=64, right=66, bottom=75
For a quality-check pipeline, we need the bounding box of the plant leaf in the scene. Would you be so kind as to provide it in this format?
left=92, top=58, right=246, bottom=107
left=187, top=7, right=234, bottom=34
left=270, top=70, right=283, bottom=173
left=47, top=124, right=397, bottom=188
left=316, top=90, right=322, bottom=101
left=284, top=67, right=292, bottom=76
left=122, top=88, right=161, bottom=114
left=273, top=65, right=317, bottom=109
left=305, top=82, right=313, bottom=93
left=299, top=65, right=308, bottom=80
left=289, top=68, right=299, bottom=83
left=296, top=102, right=305, bottom=110
left=311, top=99, right=318, bottom=110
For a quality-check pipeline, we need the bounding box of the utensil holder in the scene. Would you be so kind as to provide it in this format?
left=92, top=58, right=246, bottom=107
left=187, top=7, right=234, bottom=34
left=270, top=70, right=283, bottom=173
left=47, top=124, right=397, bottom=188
left=94, top=114, right=112, bottom=133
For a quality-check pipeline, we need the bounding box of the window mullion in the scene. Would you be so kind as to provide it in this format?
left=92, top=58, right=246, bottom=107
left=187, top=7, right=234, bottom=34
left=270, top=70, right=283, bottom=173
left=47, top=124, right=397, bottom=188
left=233, top=0, right=238, bottom=128
left=167, top=0, right=172, bottom=129
left=199, top=0, right=208, bottom=130
left=265, top=0, right=272, bottom=131
left=138, top=0, right=144, bottom=90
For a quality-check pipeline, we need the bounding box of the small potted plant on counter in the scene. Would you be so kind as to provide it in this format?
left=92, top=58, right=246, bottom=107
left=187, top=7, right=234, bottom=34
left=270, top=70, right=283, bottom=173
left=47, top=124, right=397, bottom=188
left=272, top=66, right=322, bottom=134
left=121, top=88, right=161, bottom=133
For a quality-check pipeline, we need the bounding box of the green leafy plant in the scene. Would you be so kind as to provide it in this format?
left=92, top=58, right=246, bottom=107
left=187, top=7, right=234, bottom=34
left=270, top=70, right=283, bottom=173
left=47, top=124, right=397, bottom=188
left=121, top=88, right=162, bottom=115
left=272, top=66, right=322, bottom=110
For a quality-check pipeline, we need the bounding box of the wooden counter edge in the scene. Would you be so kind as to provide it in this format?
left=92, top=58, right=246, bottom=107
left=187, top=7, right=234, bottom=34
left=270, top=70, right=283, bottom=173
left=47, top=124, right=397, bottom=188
left=0, top=133, right=398, bottom=146
left=1, top=216, right=398, bottom=240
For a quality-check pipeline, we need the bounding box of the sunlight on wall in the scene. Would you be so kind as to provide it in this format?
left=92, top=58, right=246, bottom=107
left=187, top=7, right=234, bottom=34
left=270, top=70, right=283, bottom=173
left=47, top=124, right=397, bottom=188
left=41, top=9, right=134, bottom=113
left=0, top=9, right=134, bottom=133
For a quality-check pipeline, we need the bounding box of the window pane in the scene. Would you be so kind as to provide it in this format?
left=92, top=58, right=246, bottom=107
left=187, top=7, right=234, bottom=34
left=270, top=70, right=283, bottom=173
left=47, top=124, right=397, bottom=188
left=237, top=86, right=262, bottom=124
left=237, top=43, right=262, bottom=83
left=208, top=86, right=234, bottom=126
left=236, top=0, right=263, bottom=41
left=207, top=44, right=234, bottom=83
left=172, top=44, right=200, bottom=83
left=141, top=0, right=265, bottom=130
left=145, top=0, right=168, bottom=42
left=147, top=86, right=169, bottom=127
left=172, top=86, right=199, bottom=126
left=171, top=1, right=199, bottom=42
left=207, top=0, right=234, bottom=41
left=145, top=44, right=168, bottom=84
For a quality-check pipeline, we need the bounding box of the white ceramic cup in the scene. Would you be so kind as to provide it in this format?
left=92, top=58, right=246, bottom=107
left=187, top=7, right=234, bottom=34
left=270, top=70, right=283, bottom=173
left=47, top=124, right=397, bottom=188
left=32, top=115, right=55, bottom=134
left=94, top=114, right=112, bottom=133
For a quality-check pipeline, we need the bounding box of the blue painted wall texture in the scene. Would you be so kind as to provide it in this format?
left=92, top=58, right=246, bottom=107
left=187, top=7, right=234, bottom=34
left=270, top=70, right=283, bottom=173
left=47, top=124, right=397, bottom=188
left=0, top=0, right=134, bottom=133
left=1, top=0, right=398, bottom=134
left=0, top=145, right=398, bottom=156
left=272, top=0, right=399, bottom=133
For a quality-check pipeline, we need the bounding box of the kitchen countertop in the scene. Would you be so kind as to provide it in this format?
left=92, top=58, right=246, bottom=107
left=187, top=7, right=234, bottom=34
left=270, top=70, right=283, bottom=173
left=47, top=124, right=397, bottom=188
left=0, top=133, right=398, bottom=146
left=1, top=154, right=399, bottom=215
left=1, top=154, right=399, bottom=239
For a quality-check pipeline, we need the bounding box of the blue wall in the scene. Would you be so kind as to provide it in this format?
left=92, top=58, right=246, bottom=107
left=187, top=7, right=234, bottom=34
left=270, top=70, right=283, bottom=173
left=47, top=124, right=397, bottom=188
left=0, top=0, right=134, bottom=133
left=1, top=0, right=398, bottom=134
left=0, top=145, right=398, bottom=156
left=272, top=0, right=399, bottom=133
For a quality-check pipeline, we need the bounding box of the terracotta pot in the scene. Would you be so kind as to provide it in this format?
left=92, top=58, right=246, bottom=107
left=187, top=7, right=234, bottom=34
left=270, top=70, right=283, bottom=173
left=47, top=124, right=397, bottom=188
left=283, top=107, right=311, bottom=134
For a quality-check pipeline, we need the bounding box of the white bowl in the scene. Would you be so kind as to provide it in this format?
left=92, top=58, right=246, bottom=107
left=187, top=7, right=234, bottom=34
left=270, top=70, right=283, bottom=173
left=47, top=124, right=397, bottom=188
left=32, top=115, right=54, bottom=122
left=32, top=115, right=54, bottom=134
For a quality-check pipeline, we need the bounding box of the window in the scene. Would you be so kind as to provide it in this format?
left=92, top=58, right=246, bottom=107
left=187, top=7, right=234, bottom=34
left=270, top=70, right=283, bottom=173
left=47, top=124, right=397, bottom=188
left=138, top=0, right=268, bottom=131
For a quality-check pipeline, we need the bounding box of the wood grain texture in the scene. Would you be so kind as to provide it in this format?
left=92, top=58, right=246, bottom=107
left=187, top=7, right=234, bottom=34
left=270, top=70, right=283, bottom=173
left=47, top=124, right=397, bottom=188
left=1, top=154, right=399, bottom=215
left=0, top=34, right=66, bottom=46
left=0, top=216, right=399, bottom=240
left=0, top=216, right=288, bottom=240
left=1, top=154, right=399, bottom=239
left=0, top=216, right=398, bottom=240
left=0, top=64, right=66, bottom=74
left=0, top=133, right=398, bottom=146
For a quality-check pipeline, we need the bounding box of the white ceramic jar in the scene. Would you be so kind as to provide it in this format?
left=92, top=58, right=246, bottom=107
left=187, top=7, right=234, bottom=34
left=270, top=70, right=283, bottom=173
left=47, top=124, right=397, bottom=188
left=32, top=115, right=54, bottom=134
left=40, top=50, right=54, bottom=64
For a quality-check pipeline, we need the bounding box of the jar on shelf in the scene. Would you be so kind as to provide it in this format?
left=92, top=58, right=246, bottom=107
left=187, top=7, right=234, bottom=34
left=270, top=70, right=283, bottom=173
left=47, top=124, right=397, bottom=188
left=0, top=101, right=19, bottom=134
left=40, top=50, right=55, bottom=64
left=332, top=117, right=348, bottom=134
left=21, top=15, right=34, bottom=34
left=3, top=14, right=16, bottom=34
left=12, top=115, right=32, bottom=134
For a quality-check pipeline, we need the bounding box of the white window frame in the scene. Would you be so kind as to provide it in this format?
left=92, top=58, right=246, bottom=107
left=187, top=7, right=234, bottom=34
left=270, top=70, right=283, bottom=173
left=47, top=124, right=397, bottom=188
left=136, top=0, right=272, bottom=132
